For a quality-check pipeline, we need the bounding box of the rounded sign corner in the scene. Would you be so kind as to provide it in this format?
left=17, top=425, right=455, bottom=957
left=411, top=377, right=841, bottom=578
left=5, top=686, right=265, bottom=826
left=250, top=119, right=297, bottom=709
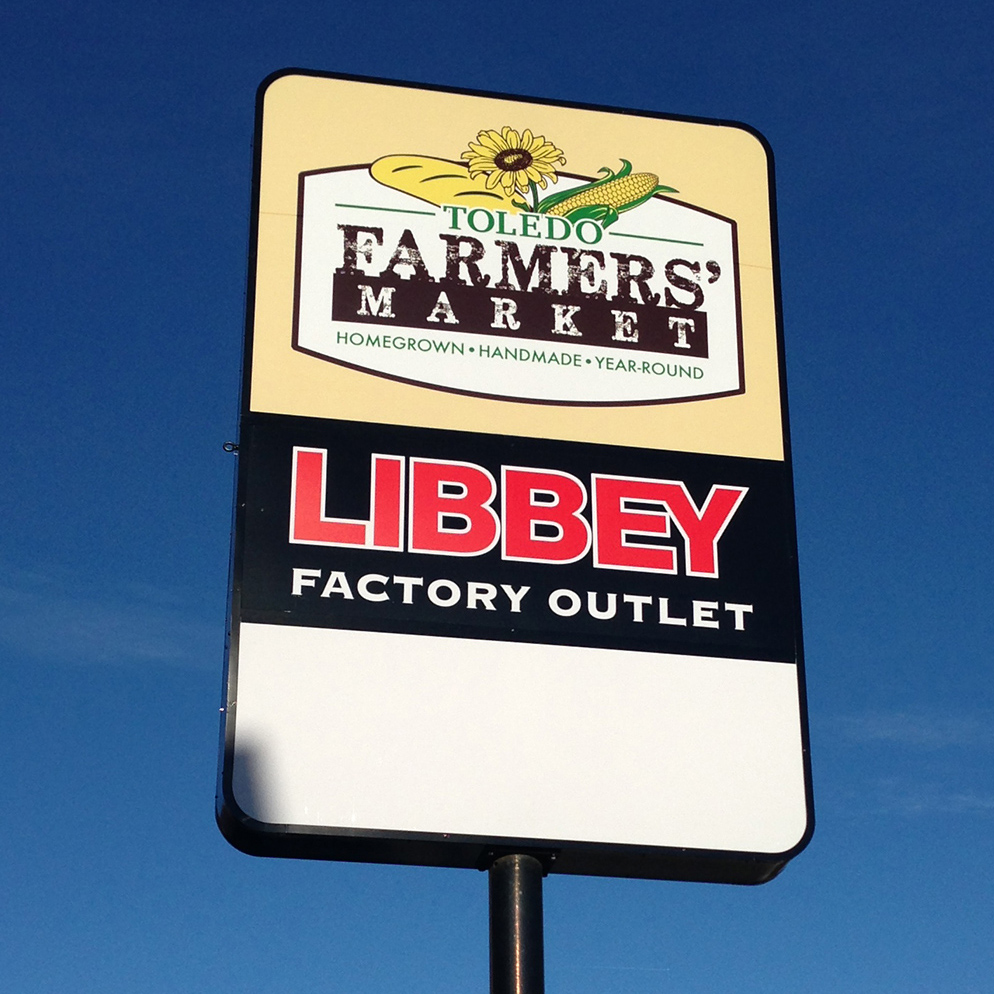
left=257, top=67, right=310, bottom=103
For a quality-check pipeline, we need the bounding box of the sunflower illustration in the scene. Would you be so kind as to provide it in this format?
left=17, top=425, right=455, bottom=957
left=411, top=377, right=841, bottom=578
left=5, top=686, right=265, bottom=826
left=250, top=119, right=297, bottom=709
left=462, top=127, right=566, bottom=209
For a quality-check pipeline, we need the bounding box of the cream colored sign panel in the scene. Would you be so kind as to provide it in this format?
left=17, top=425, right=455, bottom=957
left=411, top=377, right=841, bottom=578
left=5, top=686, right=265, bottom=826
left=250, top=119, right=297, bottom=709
left=249, top=73, right=785, bottom=460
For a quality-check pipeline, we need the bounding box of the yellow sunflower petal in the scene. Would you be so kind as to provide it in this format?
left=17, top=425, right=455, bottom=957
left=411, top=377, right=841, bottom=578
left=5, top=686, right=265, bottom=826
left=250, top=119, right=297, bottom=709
left=479, top=130, right=506, bottom=151
left=501, top=126, right=521, bottom=149
left=470, top=140, right=496, bottom=157
left=532, top=142, right=563, bottom=163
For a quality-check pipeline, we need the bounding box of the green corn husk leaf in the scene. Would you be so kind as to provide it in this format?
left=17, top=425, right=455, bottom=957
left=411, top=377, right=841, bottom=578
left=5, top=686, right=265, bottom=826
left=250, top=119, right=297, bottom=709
left=606, top=159, right=633, bottom=180
left=613, top=184, right=679, bottom=211
left=535, top=185, right=589, bottom=213
left=535, top=160, right=630, bottom=213
left=617, top=189, right=664, bottom=213
left=563, top=187, right=666, bottom=229
left=564, top=203, right=621, bottom=228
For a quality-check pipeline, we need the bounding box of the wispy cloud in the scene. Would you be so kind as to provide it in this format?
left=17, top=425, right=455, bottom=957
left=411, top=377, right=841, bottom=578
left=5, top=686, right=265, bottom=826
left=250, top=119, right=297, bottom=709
left=0, top=563, right=222, bottom=667
left=873, top=778, right=994, bottom=815
left=831, top=709, right=994, bottom=749
left=821, top=708, right=994, bottom=818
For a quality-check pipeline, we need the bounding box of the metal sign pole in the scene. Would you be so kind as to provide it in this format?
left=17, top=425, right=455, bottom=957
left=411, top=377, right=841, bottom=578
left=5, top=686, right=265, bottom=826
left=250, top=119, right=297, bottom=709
left=489, top=854, right=545, bottom=994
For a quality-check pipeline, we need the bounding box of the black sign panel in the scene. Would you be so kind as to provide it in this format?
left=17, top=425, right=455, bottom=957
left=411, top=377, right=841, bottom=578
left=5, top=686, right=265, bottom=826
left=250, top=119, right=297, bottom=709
left=239, top=413, right=797, bottom=661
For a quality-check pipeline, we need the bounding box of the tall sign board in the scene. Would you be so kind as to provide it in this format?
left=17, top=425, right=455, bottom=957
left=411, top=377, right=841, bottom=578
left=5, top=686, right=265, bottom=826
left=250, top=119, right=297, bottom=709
left=218, top=70, right=813, bottom=884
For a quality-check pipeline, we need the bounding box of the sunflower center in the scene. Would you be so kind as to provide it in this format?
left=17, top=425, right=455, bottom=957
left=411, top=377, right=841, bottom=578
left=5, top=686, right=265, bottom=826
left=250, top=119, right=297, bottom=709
left=494, top=148, right=533, bottom=172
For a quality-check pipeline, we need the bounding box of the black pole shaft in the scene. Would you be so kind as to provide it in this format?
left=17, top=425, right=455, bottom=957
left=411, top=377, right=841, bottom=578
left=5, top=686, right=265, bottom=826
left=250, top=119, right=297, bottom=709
left=489, top=854, right=545, bottom=994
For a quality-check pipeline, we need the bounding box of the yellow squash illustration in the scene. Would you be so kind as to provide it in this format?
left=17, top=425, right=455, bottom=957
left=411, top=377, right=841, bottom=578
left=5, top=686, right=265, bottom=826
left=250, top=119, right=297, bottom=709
left=370, top=155, right=521, bottom=211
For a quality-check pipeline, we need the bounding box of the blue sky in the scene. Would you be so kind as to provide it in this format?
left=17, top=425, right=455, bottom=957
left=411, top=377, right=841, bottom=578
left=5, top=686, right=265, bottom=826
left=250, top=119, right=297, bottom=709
left=2, top=2, right=992, bottom=992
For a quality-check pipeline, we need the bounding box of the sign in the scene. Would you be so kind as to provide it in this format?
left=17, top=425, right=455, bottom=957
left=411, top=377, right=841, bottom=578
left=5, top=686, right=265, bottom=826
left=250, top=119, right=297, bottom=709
left=295, top=164, right=741, bottom=404
left=217, top=70, right=813, bottom=885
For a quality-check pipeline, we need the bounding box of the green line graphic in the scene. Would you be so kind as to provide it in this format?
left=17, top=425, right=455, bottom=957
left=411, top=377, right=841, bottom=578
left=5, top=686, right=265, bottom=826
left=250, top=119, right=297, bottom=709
left=335, top=203, right=436, bottom=216
left=609, top=231, right=705, bottom=247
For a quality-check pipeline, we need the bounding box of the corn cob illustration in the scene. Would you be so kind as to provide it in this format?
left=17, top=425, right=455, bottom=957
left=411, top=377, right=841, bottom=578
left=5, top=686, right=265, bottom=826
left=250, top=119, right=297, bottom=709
left=546, top=171, right=659, bottom=215
left=534, top=160, right=676, bottom=228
